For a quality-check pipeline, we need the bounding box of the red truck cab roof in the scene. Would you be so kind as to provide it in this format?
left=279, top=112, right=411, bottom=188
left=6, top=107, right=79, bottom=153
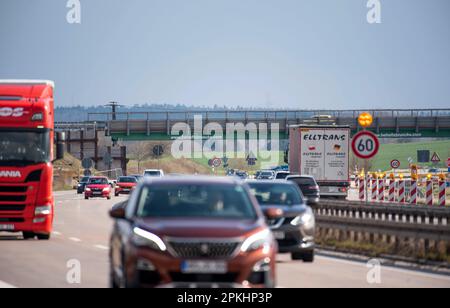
left=0, top=80, right=55, bottom=129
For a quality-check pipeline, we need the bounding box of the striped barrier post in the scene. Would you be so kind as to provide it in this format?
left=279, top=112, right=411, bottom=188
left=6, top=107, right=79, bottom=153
left=359, top=177, right=365, bottom=201
left=371, top=178, right=378, bottom=202
left=388, top=174, right=395, bottom=203
left=426, top=180, right=433, bottom=206
left=410, top=180, right=417, bottom=205
left=398, top=179, right=405, bottom=203
left=378, top=178, right=384, bottom=202
left=438, top=180, right=446, bottom=207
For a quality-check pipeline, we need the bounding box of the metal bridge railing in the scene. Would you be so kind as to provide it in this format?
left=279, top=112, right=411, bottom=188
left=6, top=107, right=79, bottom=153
left=86, top=108, right=450, bottom=122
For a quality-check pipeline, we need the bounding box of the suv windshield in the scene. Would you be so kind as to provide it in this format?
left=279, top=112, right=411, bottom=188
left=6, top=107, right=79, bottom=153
left=0, top=129, right=50, bottom=166
left=144, top=171, right=161, bottom=177
left=88, top=178, right=108, bottom=185
left=248, top=183, right=303, bottom=206
left=137, top=184, right=256, bottom=219
left=118, top=177, right=137, bottom=183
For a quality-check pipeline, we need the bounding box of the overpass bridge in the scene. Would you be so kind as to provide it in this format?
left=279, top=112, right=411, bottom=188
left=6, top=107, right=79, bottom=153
left=57, top=108, right=450, bottom=140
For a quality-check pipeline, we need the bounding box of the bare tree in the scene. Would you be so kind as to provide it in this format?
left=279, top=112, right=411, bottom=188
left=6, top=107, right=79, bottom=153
left=129, top=142, right=150, bottom=173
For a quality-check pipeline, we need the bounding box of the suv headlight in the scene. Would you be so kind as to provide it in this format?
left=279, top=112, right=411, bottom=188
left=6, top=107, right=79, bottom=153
left=291, top=208, right=315, bottom=230
left=102, top=187, right=110, bottom=192
left=132, top=227, right=167, bottom=251
left=241, top=229, right=272, bottom=253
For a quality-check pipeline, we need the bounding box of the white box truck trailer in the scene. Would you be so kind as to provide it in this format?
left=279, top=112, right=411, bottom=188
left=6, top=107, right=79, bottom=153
left=287, top=125, right=350, bottom=199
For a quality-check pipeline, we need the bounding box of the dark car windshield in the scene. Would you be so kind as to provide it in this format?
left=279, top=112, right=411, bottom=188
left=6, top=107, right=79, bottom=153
left=0, top=129, right=50, bottom=166
left=276, top=172, right=290, bottom=179
left=80, top=177, right=90, bottom=183
left=144, top=171, right=161, bottom=177
left=136, top=184, right=257, bottom=219
left=289, top=177, right=317, bottom=187
left=88, top=178, right=108, bottom=185
left=118, top=177, right=137, bottom=183
left=248, top=183, right=303, bottom=206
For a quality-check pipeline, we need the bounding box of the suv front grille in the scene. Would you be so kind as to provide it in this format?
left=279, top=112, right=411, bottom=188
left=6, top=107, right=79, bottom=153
left=168, top=240, right=239, bottom=259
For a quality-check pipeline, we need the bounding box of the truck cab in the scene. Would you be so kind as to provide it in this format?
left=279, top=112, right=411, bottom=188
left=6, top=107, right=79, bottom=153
left=0, top=80, right=61, bottom=240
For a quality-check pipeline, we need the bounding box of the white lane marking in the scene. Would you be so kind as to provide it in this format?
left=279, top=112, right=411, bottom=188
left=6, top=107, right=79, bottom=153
left=0, top=280, right=17, bottom=288
left=316, top=255, right=450, bottom=281
left=52, top=231, right=62, bottom=236
left=69, top=237, right=82, bottom=243
left=94, top=245, right=109, bottom=250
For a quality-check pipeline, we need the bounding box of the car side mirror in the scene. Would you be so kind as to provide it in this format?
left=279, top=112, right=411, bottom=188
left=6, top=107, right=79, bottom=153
left=265, top=207, right=284, bottom=220
left=110, top=202, right=127, bottom=219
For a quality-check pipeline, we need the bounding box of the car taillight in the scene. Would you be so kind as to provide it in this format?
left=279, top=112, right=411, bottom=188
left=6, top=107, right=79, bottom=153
left=340, top=187, right=347, bottom=192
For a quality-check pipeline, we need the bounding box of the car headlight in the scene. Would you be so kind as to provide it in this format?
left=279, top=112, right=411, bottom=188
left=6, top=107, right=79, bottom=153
left=241, top=229, right=272, bottom=253
left=85, top=187, right=91, bottom=192
left=103, top=187, right=110, bottom=192
left=132, top=227, right=167, bottom=251
left=291, top=208, right=315, bottom=230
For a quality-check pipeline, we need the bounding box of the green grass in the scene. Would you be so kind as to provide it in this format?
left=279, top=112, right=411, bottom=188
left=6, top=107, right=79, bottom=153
left=364, top=140, right=450, bottom=171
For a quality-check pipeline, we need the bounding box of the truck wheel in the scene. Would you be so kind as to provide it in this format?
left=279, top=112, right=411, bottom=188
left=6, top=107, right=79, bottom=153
left=107, top=196, right=111, bottom=200
left=23, top=232, right=35, bottom=240
left=36, top=233, right=51, bottom=240
left=115, top=193, right=119, bottom=197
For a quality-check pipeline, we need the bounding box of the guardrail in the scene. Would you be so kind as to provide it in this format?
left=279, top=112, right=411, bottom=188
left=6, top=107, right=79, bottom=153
left=314, top=200, right=450, bottom=262
left=87, top=108, right=450, bottom=122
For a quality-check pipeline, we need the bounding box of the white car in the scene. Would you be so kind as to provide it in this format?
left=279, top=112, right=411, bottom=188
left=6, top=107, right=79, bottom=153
left=143, top=169, right=164, bottom=178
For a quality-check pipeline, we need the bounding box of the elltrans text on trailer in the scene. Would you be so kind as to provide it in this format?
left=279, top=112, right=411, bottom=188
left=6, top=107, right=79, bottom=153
left=0, top=80, right=63, bottom=240
left=287, top=124, right=350, bottom=199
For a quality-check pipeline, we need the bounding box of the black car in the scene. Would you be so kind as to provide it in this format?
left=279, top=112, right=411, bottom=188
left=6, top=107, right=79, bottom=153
left=286, top=175, right=320, bottom=205
left=77, top=176, right=91, bottom=194
left=247, top=180, right=315, bottom=262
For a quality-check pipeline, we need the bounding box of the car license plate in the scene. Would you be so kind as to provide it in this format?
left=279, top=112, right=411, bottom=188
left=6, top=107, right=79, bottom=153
left=93, top=192, right=102, bottom=195
left=273, top=231, right=285, bottom=240
left=329, top=187, right=339, bottom=193
left=0, top=224, right=15, bottom=231
left=181, top=260, right=227, bottom=274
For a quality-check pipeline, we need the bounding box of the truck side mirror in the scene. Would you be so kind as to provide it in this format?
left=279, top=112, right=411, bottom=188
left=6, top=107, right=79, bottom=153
left=55, top=132, right=65, bottom=161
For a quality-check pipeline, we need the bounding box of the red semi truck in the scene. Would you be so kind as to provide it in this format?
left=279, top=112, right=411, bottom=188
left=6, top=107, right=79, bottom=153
left=0, top=80, right=63, bottom=240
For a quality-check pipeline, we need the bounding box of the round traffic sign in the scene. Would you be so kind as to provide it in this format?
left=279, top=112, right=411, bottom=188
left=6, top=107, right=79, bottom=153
left=352, top=131, right=380, bottom=160
left=390, top=159, right=401, bottom=169
left=212, top=158, right=222, bottom=168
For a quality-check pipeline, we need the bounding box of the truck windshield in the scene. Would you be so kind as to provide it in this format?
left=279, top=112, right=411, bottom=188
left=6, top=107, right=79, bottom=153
left=0, top=130, right=50, bottom=166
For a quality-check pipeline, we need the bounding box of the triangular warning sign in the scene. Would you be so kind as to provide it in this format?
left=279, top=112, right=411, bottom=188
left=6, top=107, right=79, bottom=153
left=431, top=152, right=441, bottom=163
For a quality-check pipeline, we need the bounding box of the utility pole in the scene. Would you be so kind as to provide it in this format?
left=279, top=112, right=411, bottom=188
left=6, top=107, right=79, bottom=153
left=105, top=102, right=124, bottom=120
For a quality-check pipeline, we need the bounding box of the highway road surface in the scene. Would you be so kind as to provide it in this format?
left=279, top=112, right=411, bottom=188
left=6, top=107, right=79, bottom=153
left=0, top=190, right=449, bottom=288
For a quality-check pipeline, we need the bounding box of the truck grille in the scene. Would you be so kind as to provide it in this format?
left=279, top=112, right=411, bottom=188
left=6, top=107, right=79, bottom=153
left=168, top=240, right=239, bottom=259
left=0, top=195, right=27, bottom=202
left=0, top=204, right=26, bottom=211
left=0, top=185, right=29, bottom=213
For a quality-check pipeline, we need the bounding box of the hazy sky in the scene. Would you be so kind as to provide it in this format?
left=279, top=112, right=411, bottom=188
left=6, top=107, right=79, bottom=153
left=1, top=0, right=449, bottom=109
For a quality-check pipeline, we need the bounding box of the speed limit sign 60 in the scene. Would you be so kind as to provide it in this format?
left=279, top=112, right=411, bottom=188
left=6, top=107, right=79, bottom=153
left=352, top=131, right=380, bottom=160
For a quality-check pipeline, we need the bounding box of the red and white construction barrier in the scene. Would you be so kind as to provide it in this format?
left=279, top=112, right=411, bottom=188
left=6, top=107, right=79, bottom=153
left=388, top=180, right=395, bottom=202
left=359, top=178, right=365, bottom=201
left=426, top=180, right=433, bottom=206
left=438, top=180, right=446, bottom=207
left=410, top=180, right=417, bottom=205
left=377, top=178, right=384, bottom=202
left=398, top=180, right=405, bottom=203
left=371, top=178, right=377, bottom=201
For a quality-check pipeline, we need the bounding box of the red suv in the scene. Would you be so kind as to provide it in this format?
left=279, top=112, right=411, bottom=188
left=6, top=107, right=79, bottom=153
left=115, top=176, right=138, bottom=196
left=85, top=177, right=112, bottom=200
left=109, top=177, right=279, bottom=288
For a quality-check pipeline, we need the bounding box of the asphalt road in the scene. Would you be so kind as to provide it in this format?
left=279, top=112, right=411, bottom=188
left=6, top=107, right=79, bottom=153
left=0, top=190, right=449, bottom=288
